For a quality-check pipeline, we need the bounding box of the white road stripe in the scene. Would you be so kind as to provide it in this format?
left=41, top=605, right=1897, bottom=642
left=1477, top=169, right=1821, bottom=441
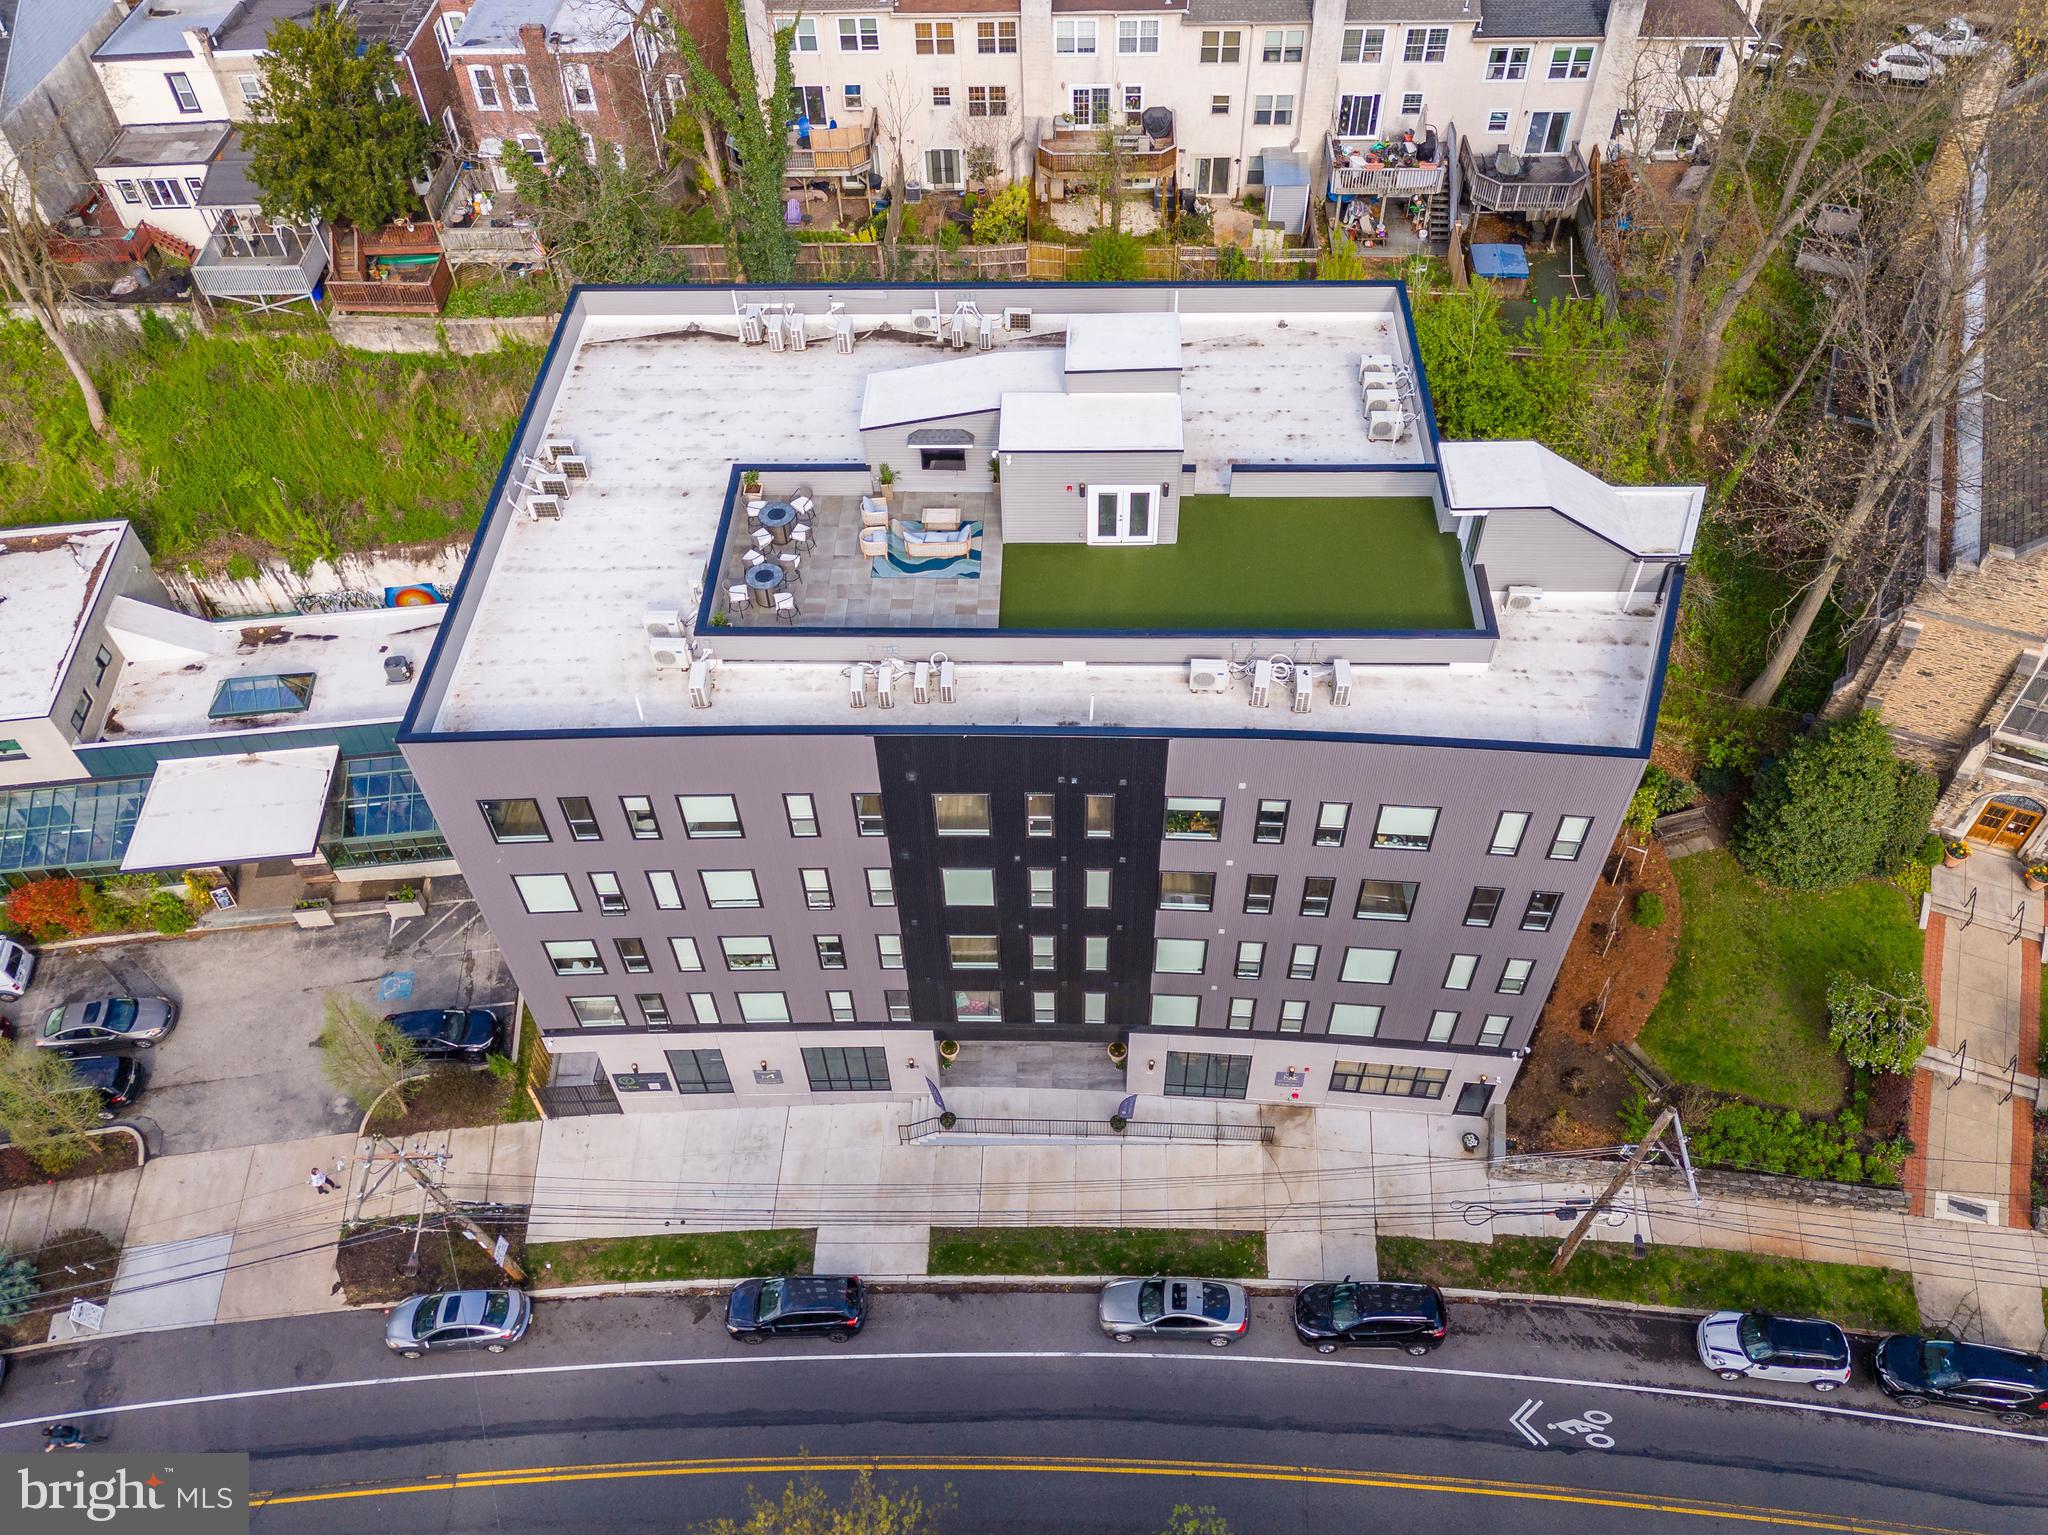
left=2, top=1348, right=2045, bottom=1446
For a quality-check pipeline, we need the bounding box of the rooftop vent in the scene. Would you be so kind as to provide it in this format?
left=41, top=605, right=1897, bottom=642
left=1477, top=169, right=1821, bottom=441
left=383, top=654, right=414, bottom=685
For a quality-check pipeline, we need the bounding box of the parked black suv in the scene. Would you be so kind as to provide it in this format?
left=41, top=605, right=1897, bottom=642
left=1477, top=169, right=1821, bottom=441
left=383, top=1008, right=502, bottom=1063
left=726, top=1276, right=866, bottom=1343
left=65, top=1055, right=144, bottom=1121
left=1875, top=1335, right=2048, bottom=1424
left=1294, top=1280, right=1448, bottom=1355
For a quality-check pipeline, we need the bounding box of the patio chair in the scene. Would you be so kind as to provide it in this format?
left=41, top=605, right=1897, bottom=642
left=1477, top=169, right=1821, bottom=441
left=746, top=499, right=767, bottom=521
left=751, top=527, right=774, bottom=551
left=858, top=524, right=890, bottom=558
left=789, top=492, right=816, bottom=516
left=860, top=496, right=889, bottom=528
left=772, top=591, right=798, bottom=623
left=727, top=584, right=750, bottom=611
left=742, top=547, right=766, bottom=568
left=778, top=552, right=803, bottom=584
left=792, top=523, right=812, bottom=550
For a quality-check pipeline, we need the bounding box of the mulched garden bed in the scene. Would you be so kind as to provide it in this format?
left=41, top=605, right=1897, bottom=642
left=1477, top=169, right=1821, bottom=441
left=336, top=1212, right=528, bottom=1306
left=0, top=1135, right=140, bottom=1195
left=375, top=1068, right=516, bottom=1137
left=0, top=1227, right=119, bottom=1347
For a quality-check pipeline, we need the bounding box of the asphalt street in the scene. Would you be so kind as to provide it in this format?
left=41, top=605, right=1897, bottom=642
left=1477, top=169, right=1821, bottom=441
left=1, top=1292, right=2043, bottom=1533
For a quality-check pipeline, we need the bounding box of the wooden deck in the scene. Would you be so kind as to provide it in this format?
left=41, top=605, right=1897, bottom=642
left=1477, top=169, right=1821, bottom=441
left=326, top=221, right=451, bottom=314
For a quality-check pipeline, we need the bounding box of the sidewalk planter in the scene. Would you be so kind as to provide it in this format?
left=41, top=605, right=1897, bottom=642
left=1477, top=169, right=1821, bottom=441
left=292, top=900, right=335, bottom=929
left=1109, top=1114, right=1129, bottom=1134
left=938, top=1038, right=959, bottom=1066
left=2023, top=862, right=2047, bottom=894
left=1107, top=1041, right=1128, bottom=1066
left=1942, top=839, right=1970, bottom=869
left=384, top=890, right=426, bottom=919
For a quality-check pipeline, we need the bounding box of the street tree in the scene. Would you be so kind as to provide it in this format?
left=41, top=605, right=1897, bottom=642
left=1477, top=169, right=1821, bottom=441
left=505, top=121, right=676, bottom=282
left=875, top=71, right=917, bottom=266
left=695, top=1468, right=947, bottom=1535
left=674, top=0, right=797, bottom=281
left=241, top=11, right=438, bottom=232
left=0, top=133, right=108, bottom=434
left=0, top=1048, right=103, bottom=1174
left=316, top=993, right=423, bottom=1122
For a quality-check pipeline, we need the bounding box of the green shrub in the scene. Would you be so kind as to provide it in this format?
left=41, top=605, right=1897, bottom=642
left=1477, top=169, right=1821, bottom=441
left=1618, top=1085, right=1653, bottom=1140
left=1825, top=970, right=1931, bottom=1075
left=1917, top=832, right=1945, bottom=866
left=1317, top=234, right=1368, bottom=281
left=1632, top=891, right=1667, bottom=929
left=1629, top=765, right=1698, bottom=839
left=971, top=182, right=1028, bottom=244
left=1075, top=228, right=1144, bottom=281
left=1731, top=713, right=1920, bottom=889
left=1690, top=1100, right=1903, bottom=1186
left=0, top=1249, right=38, bottom=1325
left=1873, top=766, right=1939, bottom=877
left=1215, top=244, right=1250, bottom=281
left=148, top=892, right=197, bottom=935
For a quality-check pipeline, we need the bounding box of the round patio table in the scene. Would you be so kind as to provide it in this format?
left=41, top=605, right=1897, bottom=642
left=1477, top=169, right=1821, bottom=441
left=744, top=562, right=785, bottom=608
left=759, top=501, right=798, bottom=545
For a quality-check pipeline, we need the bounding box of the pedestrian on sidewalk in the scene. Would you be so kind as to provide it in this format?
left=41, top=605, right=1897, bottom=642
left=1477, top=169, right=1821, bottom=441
left=309, top=1167, right=336, bottom=1195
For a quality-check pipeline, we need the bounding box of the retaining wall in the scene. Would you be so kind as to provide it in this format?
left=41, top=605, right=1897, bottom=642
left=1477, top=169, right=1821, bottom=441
left=1493, top=1153, right=1911, bottom=1214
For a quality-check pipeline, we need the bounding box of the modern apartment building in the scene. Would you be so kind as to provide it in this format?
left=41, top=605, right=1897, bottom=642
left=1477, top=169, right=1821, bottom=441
left=398, top=282, right=1698, bottom=1121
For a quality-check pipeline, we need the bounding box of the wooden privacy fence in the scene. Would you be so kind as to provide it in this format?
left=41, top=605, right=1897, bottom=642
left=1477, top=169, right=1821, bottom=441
left=658, top=241, right=1321, bottom=283
left=1572, top=203, right=1621, bottom=320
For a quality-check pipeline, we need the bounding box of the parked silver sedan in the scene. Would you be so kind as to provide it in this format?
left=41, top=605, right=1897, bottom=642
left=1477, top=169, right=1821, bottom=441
left=384, top=1289, right=531, bottom=1358
left=1099, top=1277, right=1250, bottom=1346
left=37, top=995, right=177, bottom=1051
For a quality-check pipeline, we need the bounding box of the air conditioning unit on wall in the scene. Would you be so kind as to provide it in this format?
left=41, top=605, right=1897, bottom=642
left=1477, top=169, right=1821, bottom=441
left=1504, top=585, right=1544, bottom=612
left=1188, top=658, right=1230, bottom=693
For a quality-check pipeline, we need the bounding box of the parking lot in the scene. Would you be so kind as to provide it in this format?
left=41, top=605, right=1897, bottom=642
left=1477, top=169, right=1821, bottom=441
left=7, top=900, right=514, bottom=1156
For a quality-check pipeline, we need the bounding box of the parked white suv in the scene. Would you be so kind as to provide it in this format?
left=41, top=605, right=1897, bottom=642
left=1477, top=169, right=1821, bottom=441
left=1905, top=18, right=1988, bottom=58
left=1860, top=44, right=1943, bottom=85
left=1697, top=1311, right=1853, bottom=1391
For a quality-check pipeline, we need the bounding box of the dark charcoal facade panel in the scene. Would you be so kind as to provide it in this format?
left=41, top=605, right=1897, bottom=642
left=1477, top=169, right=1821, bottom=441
left=876, top=734, right=1167, bottom=1040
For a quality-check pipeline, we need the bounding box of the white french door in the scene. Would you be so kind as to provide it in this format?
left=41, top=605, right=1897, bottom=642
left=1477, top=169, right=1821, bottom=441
left=1089, top=486, right=1156, bottom=545
left=1071, top=85, right=1111, bottom=125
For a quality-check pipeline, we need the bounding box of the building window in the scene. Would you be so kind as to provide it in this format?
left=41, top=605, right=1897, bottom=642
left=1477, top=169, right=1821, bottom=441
left=1028, top=868, right=1054, bottom=908
left=559, top=61, right=595, bottom=110
left=589, top=873, right=627, bottom=914
left=1314, top=802, right=1350, bottom=847
left=1085, top=936, right=1109, bottom=970
left=931, top=85, right=951, bottom=108
left=1151, top=995, right=1200, bottom=1029
left=1226, top=998, right=1255, bottom=1031
left=1235, top=941, right=1264, bottom=979
left=1074, top=868, right=1112, bottom=910
left=616, top=938, right=652, bottom=974
left=1196, top=154, right=1231, bottom=192
left=927, top=867, right=993, bottom=909
left=783, top=794, right=819, bottom=837
left=568, top=995, right=626, bottom=1028
left=828, top=991, right=856, bottom=1023
left=839, top=17, right=879, bottom=51
left=1464, top=887, right=1503, bottom=927
left=1159, top=871, right=1215, bottom=911
left=1084, top=992, right=1107, bottom=1026
left=852, top=793, right=885, bottom=835
left=1250, top=800, right=1288, bottom=843
left=1243, top=874, right=1277, bottom=914
left=1032, top=934, right=1055, bottom=970
left=1522, top=892, right=1562, bottom=932
left=1279, top=1000, right=1307, bottom=1033
left=979, top=19, right=1017, bottom=53
left=670, top=937, right=703, bottom=971
left=720, top=936, right=777, bottom=971
left=866, top=868, right=895, bottom=907
left=1490, top=811, right=1529, bottom=856
left=885, top=990, right=912, bottom=1022
left=1200, top=28, right=1240, bottom=63
left=648, top=871, right=683, bottom=910
left=1119, top=18, right=1160, bottom=53
left=542, top=796, right=597, bottom=841
left=1033, top=991, right=1056, bottom=1024
left=1252, top=95, right=1294, bottom=127
left=877, top=934, right=904, bottom=969
left=69, top=690, right=93, bottom=730
left=1445, top=953, right=1479, bottom=991
left=1479, top=1014, right=1511, bottom=1048
left=933, top=792, right=991, bottom=836
left=812, top=934, right=846, bottom=971
left=689, top=993, right=720, bottom=1025
left=1342, top=26, right=1384, bottom=63
left=1373, top=805, right=1438, bottom=852
left=135, top=178, right=189, bottom=209
left=1329, top=1004, right=1382, bottom=1038
left=737, top=991, right=790, bottom=1025
left=676, top=794, right=741, bottom=838
left=668, top=1048, right=734, bottom=1093
left=803, top=1045, right=890, bottom=1092
left=1427, top=1009, right=1459, bottom=1044
left=843, top=84, right=862, bottom=109
left=1023, top=792, right=1055, bottom=837
left=800, top=868, right=833, bottom=909
left=1549, top=44, right=1595, bottom=79
left=113, top=180, right=140, bottom=205
left=1262, top=28, right=1304, bottom=63
left=208, top=673, right=314, bottom=719
left=1163, top=796, right=1222, bottom=840
left=545, top=939, right=603, bottom=976
left=1548, top=815, right=1594, bottom=861
left=1487, top=45, right=1530, bottom=80
left=637, top=993, right=671, bottom=1027
left=1300, top=876, right=1335, bottom=918
left=1499, top=958, right=1534, bottom=994
left=1404, top=26, right=1449, bottom=63
left=1340, top=946, right=1397, bottom=985
left=1355, top=879, right=1418, bottom=922
left=1154, top=938, right=1207, bottom=974
left=1401, top=92, right=1424, bottom=116
left=618, top=796, right=660, bottom=839
left=1167, top=1051, right=1249, bottom=1098
left=1288, top=943, right=1319, bottom=981
left=1054, top=18, right=1095, bottom=54
left=513, top=874, right=577, bottom=914
left=1073, top=794, right=1110, bottom=838
left=1331, top=1060, right=1448, bottom=1099
left=469, top=65, right=500, bottom=109
left=968, top=85, right=1008, bottom=117
left=503, top=63, right=535, bottom=109
left=1678, top=43, right=1724, bottom=78
left=914, top=21, right=955, bottom=54
left=781, top=16, right=817, bottom=51
left=89, top=645, right=113, bottom=687
left=700, top=870, right=761, bottom=909
left=1487, top=110, right=1510, bottom=134
left=949, top=934, right=1000, bottom=969
left=166, top=71, right=201, bottom=112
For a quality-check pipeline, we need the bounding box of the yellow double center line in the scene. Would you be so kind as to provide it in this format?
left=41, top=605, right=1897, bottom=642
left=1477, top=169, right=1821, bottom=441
left=252, top=1452, right=1983, bottom=1532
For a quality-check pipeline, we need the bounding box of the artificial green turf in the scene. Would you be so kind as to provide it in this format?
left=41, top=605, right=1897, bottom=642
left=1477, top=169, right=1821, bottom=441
left=996, top=495, right=1472, bottom=631
left=929, top=1226, right=1268, bottom=1278
left=1636, top=850, right=1925, bottom=1116
left=1379, top=1235, right=1921, bottom=1333
left=529, top=1229, right=816, bottom=1286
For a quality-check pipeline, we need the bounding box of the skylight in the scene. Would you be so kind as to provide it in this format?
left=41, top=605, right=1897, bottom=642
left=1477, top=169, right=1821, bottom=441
left=2001, top=671, right=2048, bottom=745
left=208, top=672, right=316, bottom=719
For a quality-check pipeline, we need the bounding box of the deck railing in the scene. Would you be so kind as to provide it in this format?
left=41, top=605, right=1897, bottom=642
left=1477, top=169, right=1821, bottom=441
left=1036, top=122, right=1177, bottom=181
left=191, top=223, right=328, bottom=299
left=1459, top=142, right=1590, bottom=213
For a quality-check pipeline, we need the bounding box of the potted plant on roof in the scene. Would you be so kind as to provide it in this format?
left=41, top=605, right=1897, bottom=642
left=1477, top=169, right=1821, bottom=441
left=741, top=468, right=762, bottom=497
left=2025, top=861, right=2048, bottom=894
left=938, top=1038, right=959, bottom=1067
left=875, top=462, right=895, bottom=507
left=1942, top=838, right=1970, bottom=869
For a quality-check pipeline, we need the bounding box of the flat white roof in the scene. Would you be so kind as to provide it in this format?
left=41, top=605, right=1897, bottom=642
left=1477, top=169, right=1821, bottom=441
left=999, top=392, right=1184, bottom=454
left=120, top=746, right=339, bottom=871
left=1440, top=441, right=1701, bottom=557
left=858, top=348, right=1064, bottom=430
left=1064, top=311, right=1182, bottom=375
left=0, top=523, right=124, bottom=722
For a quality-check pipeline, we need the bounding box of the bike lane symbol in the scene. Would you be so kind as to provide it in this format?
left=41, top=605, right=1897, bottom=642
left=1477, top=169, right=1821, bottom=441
left=1510, top=1400, right=1617, bottom=1449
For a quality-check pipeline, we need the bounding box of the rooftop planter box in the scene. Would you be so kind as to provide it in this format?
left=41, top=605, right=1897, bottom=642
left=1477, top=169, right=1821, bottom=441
left=384, top=889, right=426, bottom=919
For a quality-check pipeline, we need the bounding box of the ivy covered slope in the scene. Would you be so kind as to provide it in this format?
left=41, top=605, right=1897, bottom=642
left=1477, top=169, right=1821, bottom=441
left=0, top=317, right=539, bottom=568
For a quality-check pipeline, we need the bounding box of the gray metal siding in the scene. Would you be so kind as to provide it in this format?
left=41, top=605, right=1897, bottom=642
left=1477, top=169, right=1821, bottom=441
left=1229, top=469, right=1442, bottom=501
left=1475, top=507, right=1638, bottom=593
left=860, top=411, right=996, bottom=495
left=1066, top=369, right=1181, bottom=395
left=999, top=450, right=1186, bottom=543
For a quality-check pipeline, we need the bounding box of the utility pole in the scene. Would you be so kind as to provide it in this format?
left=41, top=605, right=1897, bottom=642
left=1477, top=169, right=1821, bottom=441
left=1551, top=1106, right=1675, bottom=1275
left=377, top=1137, right=528, bottom=1284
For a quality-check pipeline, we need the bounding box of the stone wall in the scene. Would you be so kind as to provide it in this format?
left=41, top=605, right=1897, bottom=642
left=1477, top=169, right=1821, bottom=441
left=327, top=315, right=558, bottom=354
left=158, top=546, right=471, bottom=618
left=1493, top=1153, right=1912, bottom=1214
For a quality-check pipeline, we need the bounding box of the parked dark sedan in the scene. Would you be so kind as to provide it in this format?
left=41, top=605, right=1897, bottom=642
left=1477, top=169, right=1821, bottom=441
left=64, top=1055, right=145, bottom=1121
left=384, top=1007, right=502, bottom=1062
left=38, top=995, right=177, bottom=1051
left=726, top=1276, right=865, bottom=1343
left=1875, top=1335, right=2048, bottom=1424
left=1294, top=1280, right=1448, bottom=1355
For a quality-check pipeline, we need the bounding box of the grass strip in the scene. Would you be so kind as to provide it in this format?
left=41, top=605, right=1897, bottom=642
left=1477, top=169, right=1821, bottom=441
left=528, top=1229, right=816, bottom=1286
left=929, top=1225, right=1267, bottom=1278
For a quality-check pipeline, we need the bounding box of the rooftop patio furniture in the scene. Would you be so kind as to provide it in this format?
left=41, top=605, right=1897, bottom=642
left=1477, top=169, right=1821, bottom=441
left=860, top=496, right=890, bottom=528
left=742, top=547, right=767, bottom=568
left=745, top=562, right=786, bottom=607
left=746, top=499, right=766, bottom=521
left=872, top=520, right=984, bottom=579
left=778, top=551, right=803, bottom=584
left=759, top=501, right=798, bottom=544
left=858, top=524, right=890, bottom=558
left=772, top=590, right=798, bottom=622
left=790, top=492, right=815, bottom=516
left=727, top=583, right=750, bottom=611
left=751, top=527, right=774, bottom=551
left=921, top=506, right=963, bottom=532
left=792, top=523, right=812, bottom=549
left=1493, top=147, right=1523, bottom=179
